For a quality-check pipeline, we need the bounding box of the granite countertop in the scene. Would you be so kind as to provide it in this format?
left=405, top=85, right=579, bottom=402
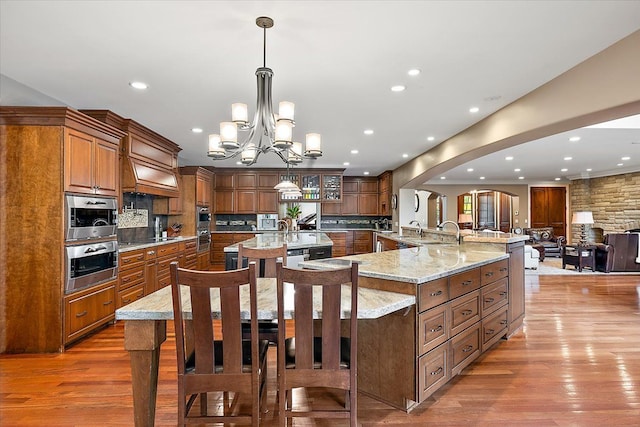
left=115, top=277, right=415, bottom=321
left=460, top=230, right=530, bottom=243
left=118, top=236, right=197, bottom=253
left=299, top=244, right=509, bottom=284
left=224, top=232, right=334, bottom=252
left=385, top=229, right=530, bottom=245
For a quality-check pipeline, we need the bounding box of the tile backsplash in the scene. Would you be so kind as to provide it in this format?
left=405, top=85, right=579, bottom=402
left=118, top=209, right=148, bottom=228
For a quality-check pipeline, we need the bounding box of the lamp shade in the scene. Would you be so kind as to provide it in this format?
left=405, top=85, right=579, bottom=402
left=572, top=211, right=594, bottom=224
left=458, top=214, right=473, bottom=223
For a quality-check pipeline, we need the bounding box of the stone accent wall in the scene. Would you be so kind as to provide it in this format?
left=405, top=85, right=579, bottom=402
left=569, top=171, right=640, bottom=242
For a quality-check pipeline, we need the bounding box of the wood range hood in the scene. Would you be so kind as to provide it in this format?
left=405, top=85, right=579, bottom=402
left=81, top=110, right=181, bottom=197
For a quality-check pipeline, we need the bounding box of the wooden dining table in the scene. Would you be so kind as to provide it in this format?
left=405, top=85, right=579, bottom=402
left=115, top=277, right=415, bottom=427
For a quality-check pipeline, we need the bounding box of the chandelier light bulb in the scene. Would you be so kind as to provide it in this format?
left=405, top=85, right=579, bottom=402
left=288, top=141, right=303, bottom=164
left=207, top=134, right=225, bottom=158
left=305, top=133, right=322, bottom=157
left=241, top=143, right=257, bottom=164
left=274, top=120, right=293, bottom=148
left=278, top=101, right=295, bottom=121
left=220, top=122, right=238, bottom=149
left=231, top=103, right=248, bottom=124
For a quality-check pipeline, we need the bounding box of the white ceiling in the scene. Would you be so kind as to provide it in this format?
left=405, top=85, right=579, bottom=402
left=1, top=1, right=639, bottom=183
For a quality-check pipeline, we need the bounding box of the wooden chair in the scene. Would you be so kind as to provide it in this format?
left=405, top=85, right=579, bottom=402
left=276, top=261, right=359, bottom=426
left=169, top=262, right=268, bottom=426
left=238, top=243, right=287, bottom=343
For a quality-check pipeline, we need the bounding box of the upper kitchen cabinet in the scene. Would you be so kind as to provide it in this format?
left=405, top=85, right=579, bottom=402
left=81, top=110, right=181, bottom=198
left=378, top=171, right=393, bottom=216
left=64, top=128, right=120, bottom=196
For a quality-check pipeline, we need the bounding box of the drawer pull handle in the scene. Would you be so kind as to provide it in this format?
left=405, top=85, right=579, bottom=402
left=122, top=277, right=130, bottom=283
left=499, top=267, right=508, bottom=272
left=123, top=298, right=131, bottom=303
left=500, top=292, right=508, bottom=297
left=461, top=309, right=473, bottom=316
left=485, top=328, right=495, bottom=335
left=103, top=300, right=113, bottom=306
left=485, top=271, right=494, bottom=277
left=148, top=250, right=155, bottom=255
left=430, top=325, right=443, bottom=333
left=500, top=320, right=508, bottom=325
left=76, top=311, right=88, bottom=318
left=485, top=297, right=495, bottom=304
left=462, top=345, right=474, bottom=353
left=430, top=290, right=443, bottom=297
left=430, top=367, right=443, bottom=376
left=462, top=280, right=472, bottom=286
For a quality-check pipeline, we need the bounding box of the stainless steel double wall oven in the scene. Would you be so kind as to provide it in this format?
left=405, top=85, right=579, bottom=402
left=64, top=194, right=118, bottom=294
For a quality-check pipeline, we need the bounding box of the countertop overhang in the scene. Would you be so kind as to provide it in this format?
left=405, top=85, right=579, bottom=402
left=223, top=232, right=333, bottom=253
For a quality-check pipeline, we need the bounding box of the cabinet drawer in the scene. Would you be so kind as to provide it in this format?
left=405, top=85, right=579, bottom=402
left=184, top=239, right=197, bottom=251
left=481, top=259, right=509, bottom=286
left=156, top=243, right=179, bottom=257
left=157, top=274, right=172, bottom=289
left=481, top=277, right=508, bottom=317
left=118, top=267, right=144, bottom=291
left=119, top=249, right=145, bottom=270
left=418, top=278, right=448, bottom=312
left=482, top=306, right=508, bottom=352
left=449, top=268, right=480, bottom=299
left=145, top=248, right=158, bottom=260
left=450, top=290, right=480, bottom=336
left=66, top=284, right=115, bottom=339
left=418, top=303, right=450, bottom=355
left=157, top=255, right=179, bottom=275
left=418, top=342, right=450, bottom=402
left=118, top=284, right=145, bottom=307
left=451, top=323, right=480, bottom=376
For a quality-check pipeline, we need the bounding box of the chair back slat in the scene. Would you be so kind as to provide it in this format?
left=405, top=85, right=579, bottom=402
left=238, top=243, right=287, bottom=278
left=189, top=286, right=214, bottom=373
left=293, top=284, right=314, bottom=369
left=321, top=284, right=342, bottom=369
left=219, top=286, right=242, bottom=373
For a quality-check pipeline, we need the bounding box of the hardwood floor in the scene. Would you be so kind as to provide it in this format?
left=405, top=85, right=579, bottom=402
left=2, top=273, right=640, bottom=426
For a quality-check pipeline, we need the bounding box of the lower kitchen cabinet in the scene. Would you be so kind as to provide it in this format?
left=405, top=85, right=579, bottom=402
left=64, top=280, right=116, bottom=345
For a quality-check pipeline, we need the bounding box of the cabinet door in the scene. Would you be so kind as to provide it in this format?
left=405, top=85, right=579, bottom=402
left=196, top=173, right=212, bottom=206
left=235, top=190, right=257, bottom=213
left=322, top=174, right=342, bottom=202
left=321, top=202, right=342, bottom=215
left=359, top=193, right=379, bottom=215
left=359, top=180, right=378, bottom=193
left=93, top=138, right=119, bottom=196
left=341, top=194, right=358, bottom=215
left=258, top=191, right=278, bottom=213
left=214, top=190, right=234, bottom=213
left=257, top=172, right=279, bottom=189
left=236, top=172, right=257, bottom=189
left=64, top=128, right=95, bottom=194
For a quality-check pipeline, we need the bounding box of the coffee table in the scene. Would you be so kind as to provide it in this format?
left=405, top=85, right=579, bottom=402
left=562, top=245, right=596, bottom=272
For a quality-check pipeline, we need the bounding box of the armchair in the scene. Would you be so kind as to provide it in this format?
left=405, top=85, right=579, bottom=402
left=523, top=227, right=566, bottom=257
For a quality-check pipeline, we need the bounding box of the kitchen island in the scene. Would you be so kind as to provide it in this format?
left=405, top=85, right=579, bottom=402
left=299, top=238, right=523, bottom=412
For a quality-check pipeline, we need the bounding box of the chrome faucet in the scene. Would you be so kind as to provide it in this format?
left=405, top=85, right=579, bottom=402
left=277, top=219, right=289, bottom=236
left=438, top=220, right=461, bottom=244
left=409, top=220, right=422, bottom=237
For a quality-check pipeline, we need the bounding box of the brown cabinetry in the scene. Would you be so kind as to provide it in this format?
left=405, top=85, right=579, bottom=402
left=64, top=280, right=116, bottom=345
left=378, top=171, right=393, bottom=216
left=118, top=248, right=146, bottom=308
left=64, top=128, right=119, bottom=196
left=353, top=230, right=373, bottom=254
left=324, top=176, right=377, bottom=215
left=1, top=107, right=125, bottom=352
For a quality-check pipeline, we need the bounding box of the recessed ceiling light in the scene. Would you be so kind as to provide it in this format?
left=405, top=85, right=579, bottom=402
left=555, top=177, right=561, bottom=181
left=564, top=156, right=572, bottom=161
left=440, top=176, right=446, bottom=180
left=617, top=163, right=624, bottom=166
left=505, top=156, right=514, bottom=161
left=408, top=69, right=421, bottom=76
left=391, top=85, right=406, bottom=92
left=351, top=149, right=359, bottom=154
left=586, top=168, right=592, bottom=172
left=622, top=156, right=630, bottom=160
left=129, top=81, right=148, bottom=90
left=363, top=171, right=370, bottom=175
left=427, top=136, right=435, bottom=141
left=469, top=107, right=479, bottom=113
left=514, top=168, right=521, bottom=172
left=518, top=176, right=525, bottom=180
left=343, top=162, right=350, bottom=166
left=191, top=128, right=203, bottom=133
left=363, top=129, right=374, bottom=135
left=569, top=136, right=581, bottom=142
left=467, top=168, right=474, bottom=172
left=402, top=153, right=409, bottom=158
left=561, top=168, right=568, bottom=172
left=479, top=176, right=485, bottom=180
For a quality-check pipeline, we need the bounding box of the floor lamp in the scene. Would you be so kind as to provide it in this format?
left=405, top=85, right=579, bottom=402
left=571, top=211, right=594, bottom=246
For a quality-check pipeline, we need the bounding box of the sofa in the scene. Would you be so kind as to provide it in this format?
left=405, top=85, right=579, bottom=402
left=523, top=227, right=566, bottom=258
left=524, top=245, right=540, bottom=269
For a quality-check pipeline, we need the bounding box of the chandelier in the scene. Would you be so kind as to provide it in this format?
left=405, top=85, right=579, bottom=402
left=207, top=16, right=322, bottom=171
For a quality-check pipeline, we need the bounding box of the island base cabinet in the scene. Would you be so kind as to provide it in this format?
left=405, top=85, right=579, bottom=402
left=450, top=323, right=481, bottom=377
left=418, top=342, right=450, bottom=402
left=482, top=306, right=508, bottom=352
left=357, top=307, right=418, bottom=412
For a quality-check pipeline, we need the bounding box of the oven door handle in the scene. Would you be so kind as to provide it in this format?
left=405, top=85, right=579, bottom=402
left=84, top=246, right=107, bottom=253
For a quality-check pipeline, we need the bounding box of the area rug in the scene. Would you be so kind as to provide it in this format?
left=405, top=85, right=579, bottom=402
left=526, top=257, right=639, bottom=276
